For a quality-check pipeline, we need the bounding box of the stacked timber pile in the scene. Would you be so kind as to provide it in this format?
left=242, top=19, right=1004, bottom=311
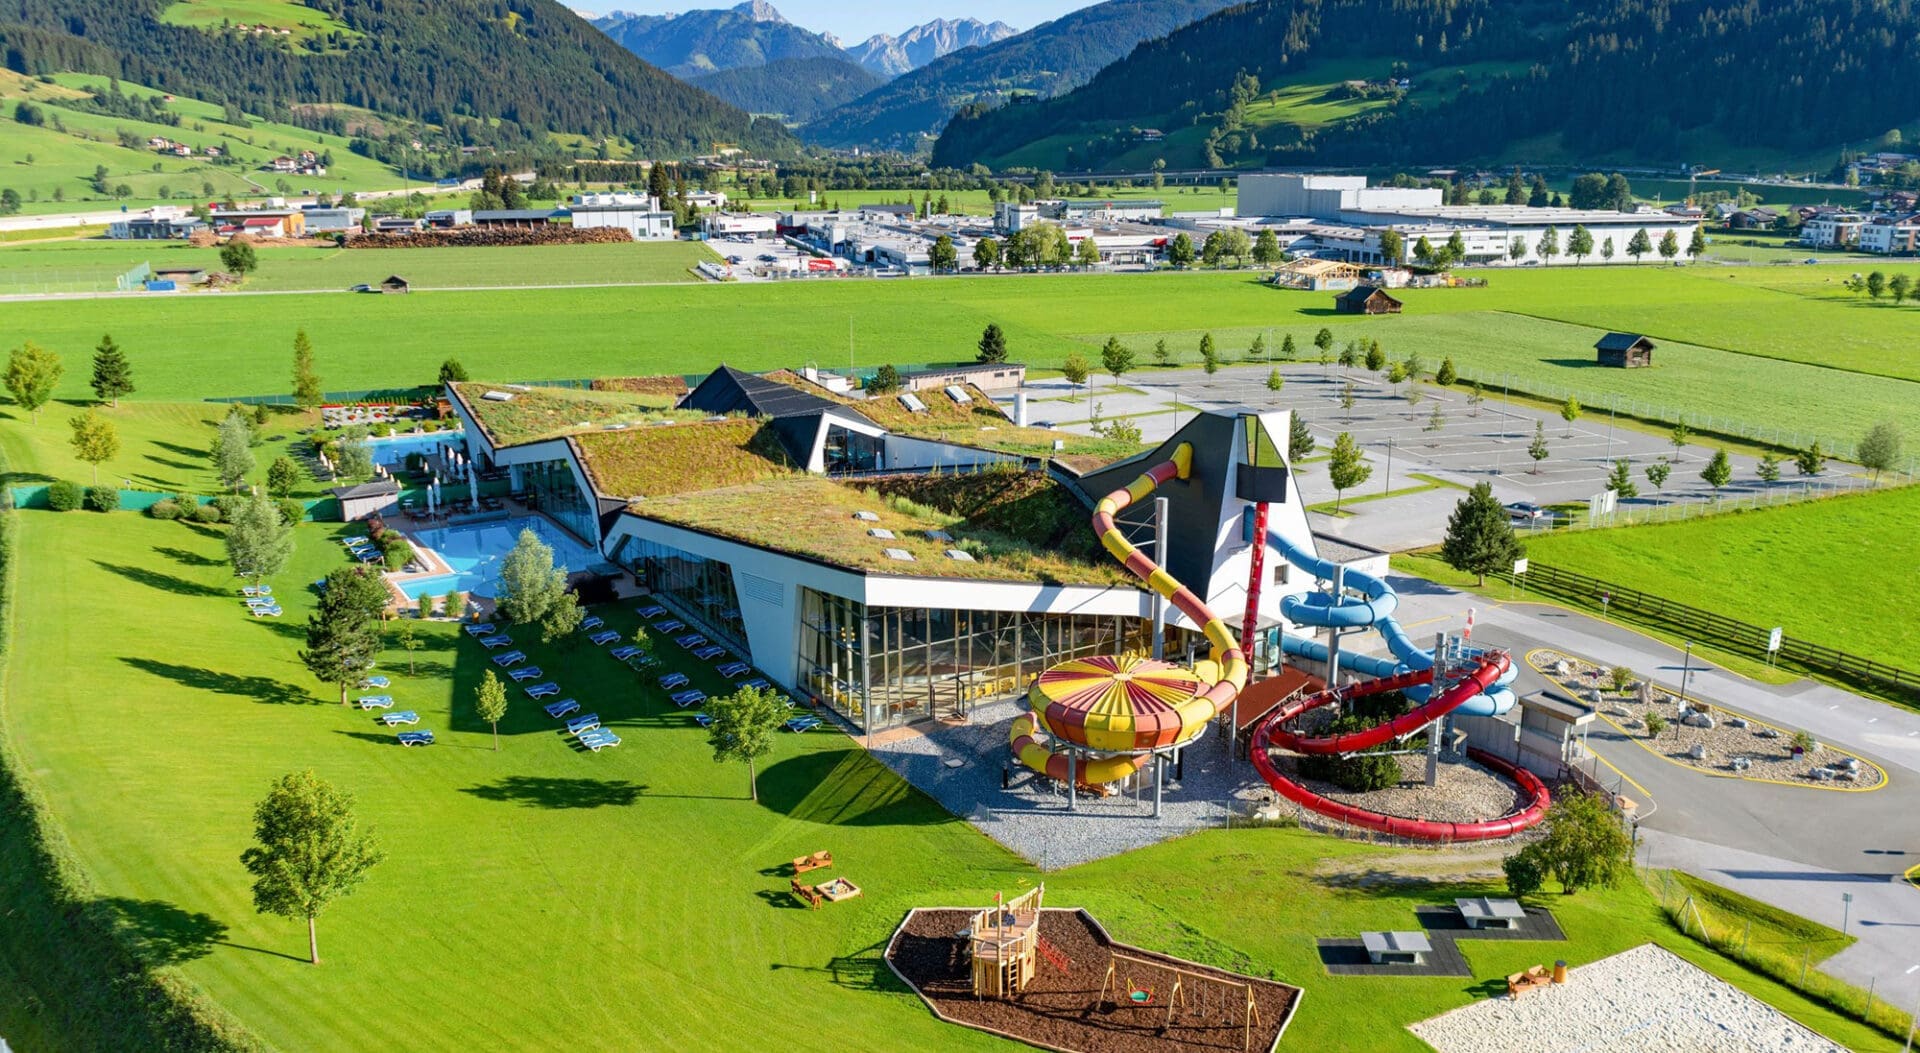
left=343, top=227, right=634, bottom=249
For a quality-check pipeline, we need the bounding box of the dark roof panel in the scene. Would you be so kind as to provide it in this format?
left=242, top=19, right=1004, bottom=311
left=681, top=366, right=875, bottom=426
left=1595, top=332, right=1653, bottom=351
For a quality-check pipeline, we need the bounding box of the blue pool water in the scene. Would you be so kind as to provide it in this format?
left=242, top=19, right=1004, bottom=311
left=366, top=430, right=467, bottom=467
left=398, top=517, right=599, bottom=600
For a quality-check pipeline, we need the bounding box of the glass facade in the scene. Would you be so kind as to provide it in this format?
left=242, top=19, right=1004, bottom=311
left=822, top=424, right=882, bottom=474
left=519, top=458, right=598, bottom=548
left=796, top=587, right=1155, bottom=733
left=609, top=536, right=750, bottom=656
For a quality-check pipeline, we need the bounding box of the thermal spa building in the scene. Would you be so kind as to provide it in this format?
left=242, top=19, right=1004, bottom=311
left=444, top=368, right=1326, bottom=734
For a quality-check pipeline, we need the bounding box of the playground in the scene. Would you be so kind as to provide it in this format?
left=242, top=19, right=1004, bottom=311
left=886, top=897, right=1301, bottom=1053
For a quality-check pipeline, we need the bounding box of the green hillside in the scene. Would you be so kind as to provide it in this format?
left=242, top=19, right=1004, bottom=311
left=157, top=0, right=360, bottom=44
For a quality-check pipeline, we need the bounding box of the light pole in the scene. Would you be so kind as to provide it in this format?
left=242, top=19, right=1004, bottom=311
left=1678, top=640, right=1694, bottom=706
left=1383, top=437, right=1395, bottom=494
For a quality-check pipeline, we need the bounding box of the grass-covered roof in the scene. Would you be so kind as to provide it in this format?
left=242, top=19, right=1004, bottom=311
left=451, top=381, right=698, bottom=447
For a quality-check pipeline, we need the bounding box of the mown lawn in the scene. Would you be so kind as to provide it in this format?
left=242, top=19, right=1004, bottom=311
left=0, top=401, right=328, bottom=498
left=1, top=510, right=1901, bottom=1051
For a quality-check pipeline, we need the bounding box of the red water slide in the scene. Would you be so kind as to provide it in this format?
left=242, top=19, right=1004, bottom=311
left=1263, top=653, right=1510, bottom=755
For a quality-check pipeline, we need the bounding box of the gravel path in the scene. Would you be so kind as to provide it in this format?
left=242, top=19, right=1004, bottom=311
left=1410, top=943, right=1843, bottom=1053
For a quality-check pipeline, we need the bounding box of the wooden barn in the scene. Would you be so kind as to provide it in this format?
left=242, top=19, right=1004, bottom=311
left=1594, top=332, right=1655, bottom=368
left=379, top=275, right=411, bottom=295
left=1334, top=285, right=1403, bottom=315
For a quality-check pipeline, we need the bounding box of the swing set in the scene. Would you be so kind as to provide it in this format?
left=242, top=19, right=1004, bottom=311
left=1098, top=951, right=1264, bottom=1052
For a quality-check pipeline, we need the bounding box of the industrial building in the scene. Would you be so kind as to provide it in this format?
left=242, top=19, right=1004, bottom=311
left=568, top=192, right=676, bottom=240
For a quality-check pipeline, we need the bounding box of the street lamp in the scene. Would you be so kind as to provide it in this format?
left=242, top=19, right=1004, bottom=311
left=1678, top=640, right=1694, bottom=706
left=1383, top=437, right=1395, bottom=494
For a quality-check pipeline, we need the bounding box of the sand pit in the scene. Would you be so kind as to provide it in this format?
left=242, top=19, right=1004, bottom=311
left=1409, top=943, right=1842, bottom=1053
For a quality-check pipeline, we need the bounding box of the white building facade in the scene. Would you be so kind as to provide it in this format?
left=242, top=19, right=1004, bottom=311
left=568, top=193, right=676, bottom=240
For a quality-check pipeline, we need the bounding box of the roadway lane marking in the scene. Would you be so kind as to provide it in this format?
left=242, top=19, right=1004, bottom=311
left=1908, top=964, right=1919, bottom=975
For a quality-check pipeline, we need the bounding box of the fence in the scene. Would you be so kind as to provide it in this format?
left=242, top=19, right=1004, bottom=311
left=8, top=487, right=331, bottom=520
left=1565, top=475, right=1888, bottom=530
left=1502, top=561, right=1920, bottom=701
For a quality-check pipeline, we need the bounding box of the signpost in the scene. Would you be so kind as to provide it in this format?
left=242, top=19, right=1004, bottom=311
left=1511, top=558, right=1529, bottom=600
left=1767, top=626, right=1784, bottom=666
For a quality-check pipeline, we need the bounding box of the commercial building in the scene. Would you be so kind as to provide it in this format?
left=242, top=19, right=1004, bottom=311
left=107, top=215, right=206, bottom=240
left=209, top=209, right=307, bottom=239
left=300, top=206, right=365, bottom=233
left=568, top=192, right=675, bottom=240
left=701, top=212, right=779, bottom=237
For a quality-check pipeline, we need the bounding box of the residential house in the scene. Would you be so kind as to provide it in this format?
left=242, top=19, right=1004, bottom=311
left=1859, top=214, right=1920, bottom=255
left=1799, top=212, right=1867, bottom=249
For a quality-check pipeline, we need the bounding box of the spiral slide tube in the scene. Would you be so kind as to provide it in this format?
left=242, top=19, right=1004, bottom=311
left=1009, top=443, right=1249, bottom=786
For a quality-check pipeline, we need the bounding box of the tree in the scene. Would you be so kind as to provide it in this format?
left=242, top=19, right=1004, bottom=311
left=1280, top=333, right=1297, bottom=361
left=1503, top=848, right=1546, bottom=899
left=1440, top=483, right=1524, bottom=585
left=1435, top=357, right=1457, bottom=386
left=1252, top=228, right=1282, bottom=266
left=221, top=240, right=258, bottom=277
left=1167, top=232, right=1195, bottom=268
left=1856, top=422, right=1903, bottom=481
left=1248, top=333, right=1267, bottom=362
left=226, top=490, right=295, bottom=584
left=497, top=528, right=569, bottom=628
left=1527, top=421, right=1549, bottom=473
left=240, top=770, right=383, bottom=965
left=68, top=409, right=120, bottom=485
left=868, top=364, right=901, bottom=395
left=474, top=669, right=509, bottom=751
left=539, top=593, right=585, bottom=646
left=213, top=413, right=255, bottom=491
left=930, top=234, right=959, bottom=273
left=976, top=323, right=1008, bottom=364
left=1688, top=226, right=1706, bottom=257
left=1338, top=341, right=1359, bottom=369
left=1425, top=402, right=1445, bottom=432
left=291, top=330, right=323, bottom=412
left=1891, top=274, right=1913, bottom=305
left=1100, top=336, right=1135, bottom=384
left=1645, top=457, right=1671, bottom=491
left=1326, top=432, right=1371, bottom=511
left=438, top=358, right=469, bottom=385
left=1288, top=413, right=1314, bottom=462
left=1643, top=711, right=1666, bottom=740
left=1152, top=338, right=1172, bottom=367
left=1412, top=235, right=1436, bottom=269
left=972, top=236, right=1001, bottom=272
left=1592, top=458, right=1636, bottom=500
left=395, top=619, right=421, bottom=676
left=333, top=427, right=372, bottom=481
left=1266, top=368, right=1284, bottom=392
left=1378, top=229, right=1404, bottom=266
left=1658, top=229, right=1680, bottom=261
left=1313, top=327, right=1334, bottom=360
left=299, top=567, right=386, bottom=704
left=1536, top=226, right=1559, bottom=264
left=1668, top=422, right=1691, bottom=459
left=1700, top=448, right=1732, bottom=491
left=1600, top=237, right=1615, bottom=263
left=90, top=334, right=134, bottom=405
left=1509, top=236, right=1527, bottom=262
left=1526, top=789, right=1633, bottom=894
left=1567, top=225, right=1593, bottom=264
left=267, top=455, right=301, bottom=498
left=1363, top=342, right=1386, bottom=372
left=706, top=685, right=787, bottom=801
left=1075, top=235, right=1100, bottom=269
left=1061, top=352, right=1090, bottom=386
left=1339, top=380, right=1356, bottom=421
left=1626, top=228, right=1652, bottom=262
left=1794, top=441, right=1825, bottom=477
left=1387, top=363, right=1407, bottom=395
left=5, top=342, right=63, bottom=423
left=1866, top=271, right=1888, bottom=299
left=1753, top=452, right=1781, bottom=484
left=1559, top=396, right=1581, bottom=436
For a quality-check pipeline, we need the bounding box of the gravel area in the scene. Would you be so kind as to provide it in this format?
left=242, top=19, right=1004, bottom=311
left=1409, top=943, right=1843, bottom=1053
left=867, top=700, right=1270, bottom=869
left=1533, top=650, right=1884, bottom=788
left=1270, top=752, right=1528, bottom=824
left=888, top=908, right=1300, bottom=1053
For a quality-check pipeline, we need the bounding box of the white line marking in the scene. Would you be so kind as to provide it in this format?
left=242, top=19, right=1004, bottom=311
left=1830, top=705, right=1840, bottom=710
left=1867, top=718, right=1878, bottom=724
left=1908, top=964, right=1919, bottom=975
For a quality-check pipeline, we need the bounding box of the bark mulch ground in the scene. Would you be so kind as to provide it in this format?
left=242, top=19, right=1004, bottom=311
left=887, top=908, right=1301, bottom=1053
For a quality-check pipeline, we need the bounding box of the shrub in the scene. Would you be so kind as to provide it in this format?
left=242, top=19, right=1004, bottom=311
left=189, top=502, right=222, bottom=524
left=147, top=498, right=182, bottom=520
left=444, top=591, right=465, bottom=619
left=82, top=485, right=118, bottom=512
left=274, top=498, right=304, bottom=527
left=383, top=538, right=414, bottom=571
left=1504, top=845, right=1548, bottom=898
left=45, top=481, right=83, bottom=511
left=209, top=494, right=243, bottom=521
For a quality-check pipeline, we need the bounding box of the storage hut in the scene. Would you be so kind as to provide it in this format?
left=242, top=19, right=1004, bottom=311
left=1594, top=332, right=1655, bottom=368
left=1333, top=285, right=1403, bottom=315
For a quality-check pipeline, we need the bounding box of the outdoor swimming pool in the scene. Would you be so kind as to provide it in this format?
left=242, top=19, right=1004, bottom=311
left=397, top=516, right=601, bottom=600
left=366, top=430, right=467, bottom=468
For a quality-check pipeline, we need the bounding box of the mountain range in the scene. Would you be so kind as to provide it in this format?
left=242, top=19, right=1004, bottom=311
left=689, top=56, right=884, bottom=123
left=841, top=18, right=1018, bottom=79
left=592, top=3, right=1013, bottom=80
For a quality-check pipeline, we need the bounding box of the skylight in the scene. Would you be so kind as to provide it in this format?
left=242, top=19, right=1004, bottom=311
left=482, top=391, right=516, bottom=402
left=852, top=511, right=879, bottom=522
left=883, top=548, right=915, bottom=562
left=898, top=393, right=928, bottom=413
left=867, top=528, right=896, bottom=540
left=923, top=530, right=953, bottom=542
left=944, top=549, right=976, bottom=562
left=944, top=385, right=972, bottom=405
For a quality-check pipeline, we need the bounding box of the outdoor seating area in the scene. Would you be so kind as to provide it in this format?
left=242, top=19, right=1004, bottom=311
left=1317, top=904, right=1567, bottom=978
left=793, top=850, right=833, bottom=874
left=1361, top=931, right=1432, bottom=966
left=1457, top=897, right=1529, bottom=930
left=1506, top=964, right=1555, bottom=998
left=786, top=850, right=856, bottom=909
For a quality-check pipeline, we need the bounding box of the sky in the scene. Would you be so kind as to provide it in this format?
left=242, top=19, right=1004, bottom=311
left=576, top=2, right=1092, bottom=43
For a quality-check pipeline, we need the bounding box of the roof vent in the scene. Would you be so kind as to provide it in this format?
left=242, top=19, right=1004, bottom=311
left=923, top=530, right=952, bottom=542
left=944, top=549, right=976, bottom=562
left=945, top=385, right=972, bottom=405
left=852, top=511, right=879, bottom=522
left=898, top=393, right=928, bottom=413
left=867, top=528, right=896, bottom=540
left=603, top=423, right=627, bottom=430
left=883, top=548, right=915, bottom=562
left=482, top=391, right=516, bottom=402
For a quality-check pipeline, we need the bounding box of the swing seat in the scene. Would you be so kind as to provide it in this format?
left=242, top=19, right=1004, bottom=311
left=1128, top=987, right=1153, bottom=1005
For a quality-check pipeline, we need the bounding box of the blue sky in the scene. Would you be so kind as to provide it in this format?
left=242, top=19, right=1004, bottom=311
left=576, top=2, right=1092, bottom=43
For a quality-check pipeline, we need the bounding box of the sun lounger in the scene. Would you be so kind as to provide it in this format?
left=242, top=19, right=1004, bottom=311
left=784, top=716, right=823, bottom=733
left=491, top=650, right=527, bottom=667
left=244, top=595, right=278, bottom=607
left=577, top=730, right=621, bottom=752
left=543, top=698, right=581, bottom=719
left=507, top=666, right=543, bottom=682
left=464, top=623, right=497, bottom=637
left=525, top=682, right=560, bottom=699
left=635, top=604, right=666, bottom=618
left=580, top=615, right=604, bottom=631
left=737, top=677, right=771, bottom=691
left=397, top=730, right=434, bottom=747
left=357, top=695, right=395, bottom=709
left=566, top=713, right=601, bottom=736
left=715, top=661, right=750, bottom=678
left=693, top=712, right=714, bottom=727
left=691, top=645, right=725, bottom=661
left=242, top=585, right=272, bottom=597
left=627, top=652, right=660, bottom=668
left=249, top=605, right=283, bottom=617
left=673, top=633, right=707, bottom=648
left=659, top=672, right=690, bottom=690
left=671, top=689, right=707, bottom=708
left=480, top=634, right=513, bottom=648
left=610, top=645, right=641, bottom=661
left=589, top=630, right=620, bottom=646
left=653, top=619, right=685, bottom=633
left=360, top=675, right=390, bottom=689
left=381, top=710, right=420, bottom=726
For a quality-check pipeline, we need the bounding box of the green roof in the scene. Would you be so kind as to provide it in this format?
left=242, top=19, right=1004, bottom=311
left=452, top=381, right=697, bottom=447
left=574, top=418, right=794, bottom=498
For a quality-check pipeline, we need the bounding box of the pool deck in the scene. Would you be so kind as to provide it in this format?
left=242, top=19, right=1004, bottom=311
left=381, top=509, right=624, bottom=616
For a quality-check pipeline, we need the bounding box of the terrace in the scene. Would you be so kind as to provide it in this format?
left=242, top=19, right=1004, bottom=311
left=448, top=381, right=700, bottom=447
left=629, top=475, right=1138, bottom=587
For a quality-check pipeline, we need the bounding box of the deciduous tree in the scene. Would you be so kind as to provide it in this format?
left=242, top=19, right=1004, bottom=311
left=1794, top=441, right=1825, bottom=476
left=1626, top=228, right=1651, bottom=262
left=1100, top=336, right=1135, bottom=385
left=213, top=413, right=255, bottom=491
left=438, top=358, right=469, bottom=385
left=68, top=409, right=119, bottom=484
left=1856, top=422, right=1902, bottom=481
left=1528, top=421, right=1549, bottom=472
left=1559, top=395, right=1581, bottom=436
left=1061, top=352, right=1090, bottom=386
left=5, top=341, right=62, bottom=423
left=240, top=770, right=383, bottom=964
left=474, top=669, right=509, bottom=751
left=706, top=685, right=788, bottom=800
left=1198, top=333, right=1218, bottom=375
left=1645, top=457, right=1671, bottom=491
left=226, top=490, right=295, bottom=584
left=497, top=528, right=570, bottom=629
left=1326, top=432, right=1371, bottom=511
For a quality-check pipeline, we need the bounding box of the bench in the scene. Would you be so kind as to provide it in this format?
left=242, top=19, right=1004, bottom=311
left=790, top=878, right=823, bottom=910
left=793, top=851, right=832, bottom=874
left=1506, top=965, right=1551, bottom=998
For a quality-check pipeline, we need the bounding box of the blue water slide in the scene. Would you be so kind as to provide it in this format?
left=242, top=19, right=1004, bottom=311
left=1262, top=526, right=1515, bottom=717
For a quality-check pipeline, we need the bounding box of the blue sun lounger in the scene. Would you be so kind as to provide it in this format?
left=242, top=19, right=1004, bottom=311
left=736, top=677, right=771, bottom=691
left=357, top=695, right=394, bottom=710
left=674, top=632, right=707, bottom=648
left=784, top=716, right=823, bottom=733
left=492, top=650, right=527, bottom=667
left=659, top=672, right=690, bottom=690
left=248, top=605, right=283, bottom=617
left=690, top=645, right=724, bottom=661
left=635, top=604, right=666, bottom=618
left=464, top=623, right=497, bottom=637
left=525, top=682, right=560, bottom=699
left=242, top=585, right=272, bottom=598
left=589, top=630, right=620, bottom=646
left=543, top=698, right=581, bottom=719
left=397, top=730, right=434, bottom=747
left=693, top=712, right=714, bottom=727
left=671, top=689, right=707, bottom=708
left=578, top=729, right=621, bottom=752
left=481, top=634, right=513, bottom=648
left=381, top=710, right=420, bottom=726
left=566, top=713, right=601, bottom=735
left=609, top=645, right=642, bottom=661
left=360, top=675, right=390, bottom=689
left=580, top=615, right=605, bottom=631
left=716, top=661, right=751, bottom=678
left=507, top=666, right=544, bottom=682
left=654, top=619, right=685, bottom=633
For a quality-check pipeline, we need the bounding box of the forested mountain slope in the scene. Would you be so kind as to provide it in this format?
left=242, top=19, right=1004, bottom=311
left=690, top=56, right=883, bottom=123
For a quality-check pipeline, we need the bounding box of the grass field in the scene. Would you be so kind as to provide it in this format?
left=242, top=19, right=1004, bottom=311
left=158, top=0, right=359, bottom=43
left=0, top=501, right=1902, bottom=1052
left=0, top=400, right=330, bottom=498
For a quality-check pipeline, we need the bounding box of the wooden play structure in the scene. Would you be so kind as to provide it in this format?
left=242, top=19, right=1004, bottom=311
left=793, top=850, right=833, bottom=874
left=966, top=886, right=1049, bottom=999
left=1099, top=950, right=1265, bottom=1052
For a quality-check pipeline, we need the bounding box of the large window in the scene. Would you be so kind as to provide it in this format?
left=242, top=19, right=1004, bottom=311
left=520, top=458, right=597, bottom=548
left=610, top=536, right=749, bottom=656
left=822, top=424, right=882, bottom=474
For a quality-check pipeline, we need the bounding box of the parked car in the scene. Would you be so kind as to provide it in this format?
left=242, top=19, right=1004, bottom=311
left=1505, top=502, right=1544, bottom=522
left=348, top=283, right=372, bottom=293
